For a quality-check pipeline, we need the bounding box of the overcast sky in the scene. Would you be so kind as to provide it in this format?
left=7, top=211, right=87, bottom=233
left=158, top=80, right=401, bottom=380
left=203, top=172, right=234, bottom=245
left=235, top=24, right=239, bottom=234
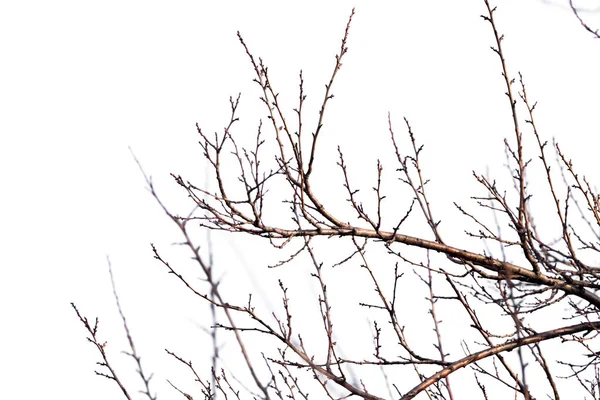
left=1, top=1, right=599, bottom=399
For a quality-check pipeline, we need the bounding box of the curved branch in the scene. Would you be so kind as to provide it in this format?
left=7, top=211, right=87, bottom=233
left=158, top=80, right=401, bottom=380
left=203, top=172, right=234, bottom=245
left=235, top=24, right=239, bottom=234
left=401, top=320, right=600, bottom=399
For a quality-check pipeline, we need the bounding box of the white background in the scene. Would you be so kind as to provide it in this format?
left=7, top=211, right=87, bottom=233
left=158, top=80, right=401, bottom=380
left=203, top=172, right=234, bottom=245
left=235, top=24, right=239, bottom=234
left=1, top=1, right=599, bottom=399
